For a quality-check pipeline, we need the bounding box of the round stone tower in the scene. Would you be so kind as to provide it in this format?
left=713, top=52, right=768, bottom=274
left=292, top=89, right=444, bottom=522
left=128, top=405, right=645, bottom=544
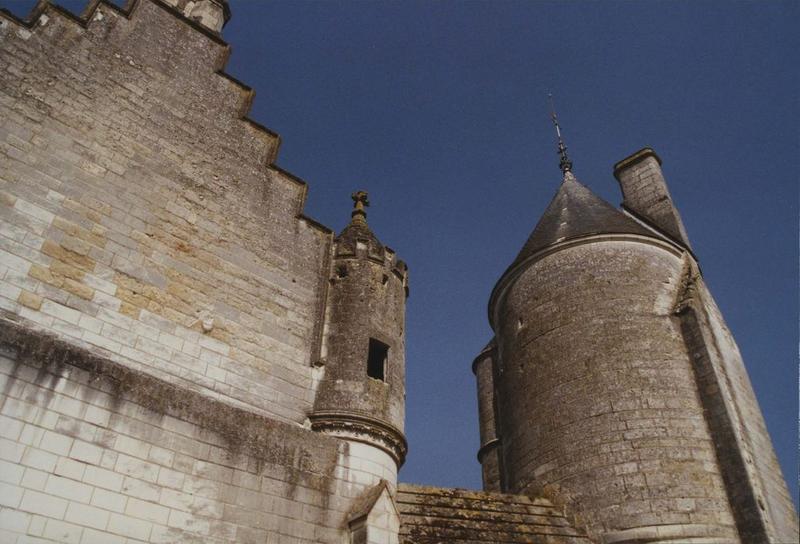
left=487, top=170, right=740, bottom=542
left=310, top=191, right=409, bottom=485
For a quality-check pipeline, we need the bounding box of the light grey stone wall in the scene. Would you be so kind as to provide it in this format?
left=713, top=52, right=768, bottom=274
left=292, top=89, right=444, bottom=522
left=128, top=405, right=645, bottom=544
left=0, top=0, right=331, bottom=425
left=0, top=321, right=396, bottom=543
left=0, top=1, right=406, bottom=542
left=492, top=237, right=739, bottom=542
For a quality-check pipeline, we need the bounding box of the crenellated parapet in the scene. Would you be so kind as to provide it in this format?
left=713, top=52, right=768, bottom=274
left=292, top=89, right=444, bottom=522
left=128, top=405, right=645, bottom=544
left=0, top=0, right=324, bottom=218
left=331, top=191, right=410, bottom=291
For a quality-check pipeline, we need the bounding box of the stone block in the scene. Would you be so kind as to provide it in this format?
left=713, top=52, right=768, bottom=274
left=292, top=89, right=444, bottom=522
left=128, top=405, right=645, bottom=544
left=82, top=466, right=123, bottom=492
left=54, top=457, right=86, bottom=481
left=20, top=468, right=49, bottom=491
left=80, top=527, right=126, bottom=544
left=43, top=518, right=83, bottom=544
left=107, top=512, right=152, bottom=541
left=89, top=488, right=127, bottom=514
left=0, top=458, right=26, bottom=485
left=21, top=449, right=58, bottom=473
left=0, top=438, right=27, bottom=464
left=0, top=507, right=30, bottom=533
left=44, top=474, right=93, bottom=503
left=125, top=497, right=170, bottom=524
left=19, top=489, right=68, bottom=518
left=68, top=442, right=102, bottom=467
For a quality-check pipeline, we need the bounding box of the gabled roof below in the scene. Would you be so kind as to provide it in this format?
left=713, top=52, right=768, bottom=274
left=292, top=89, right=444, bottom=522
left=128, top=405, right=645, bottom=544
left=398, top=484, right=593, bottom=543
left=348, top=479, right=398, bottom=524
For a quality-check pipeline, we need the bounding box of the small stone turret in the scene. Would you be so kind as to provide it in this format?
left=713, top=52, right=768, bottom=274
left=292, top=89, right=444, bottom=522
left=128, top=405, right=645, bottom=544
left=472, top=338, right=502, bottom=492
left=310, top=191, right=409, bottom=482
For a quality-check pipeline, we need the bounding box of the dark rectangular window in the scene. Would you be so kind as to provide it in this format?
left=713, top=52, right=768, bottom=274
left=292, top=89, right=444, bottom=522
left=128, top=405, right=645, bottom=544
left=367, top=338, right=388, bottom=381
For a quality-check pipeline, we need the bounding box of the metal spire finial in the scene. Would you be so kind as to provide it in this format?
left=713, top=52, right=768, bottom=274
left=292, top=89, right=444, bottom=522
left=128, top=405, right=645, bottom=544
left=548, top=94, right=573, bottom=176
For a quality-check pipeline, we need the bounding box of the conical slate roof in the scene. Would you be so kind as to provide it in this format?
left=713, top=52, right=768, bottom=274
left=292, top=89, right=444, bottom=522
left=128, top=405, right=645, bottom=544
left=506, top=173, right=655, bottom=273
left=334, top=190, right=385, bottom=257
left=336, top=218, right=383, bottom=250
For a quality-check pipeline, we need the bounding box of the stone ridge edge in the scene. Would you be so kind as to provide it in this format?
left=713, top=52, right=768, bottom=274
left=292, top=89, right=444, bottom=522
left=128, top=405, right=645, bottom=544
left=0, top=311, right=343, bottom=463
left=396, top=482, right=536, bottom=499
left=396, top=483, right=593, bottom=540
left=0, top=0, right=332, bottom=237
left=620, top=204, right=697, bottom=261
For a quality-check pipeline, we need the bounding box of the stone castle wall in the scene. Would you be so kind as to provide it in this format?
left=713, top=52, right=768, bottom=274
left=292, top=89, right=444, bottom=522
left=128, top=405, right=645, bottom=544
left=2, top=2, right=796, bottom=544
left=0, top=1, right=398, bottom=542
left=0, top=320, right=395, bottom=543
left=0, top=0, right=331, bottom=425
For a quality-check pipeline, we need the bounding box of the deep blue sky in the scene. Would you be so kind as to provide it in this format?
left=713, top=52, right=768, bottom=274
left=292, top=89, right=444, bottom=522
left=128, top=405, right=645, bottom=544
left=8, top=0, right=797, bottom=506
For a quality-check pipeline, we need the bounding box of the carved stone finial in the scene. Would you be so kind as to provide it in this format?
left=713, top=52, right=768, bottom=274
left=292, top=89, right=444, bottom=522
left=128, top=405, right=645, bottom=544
left=351, top=190, right=370, bottom=224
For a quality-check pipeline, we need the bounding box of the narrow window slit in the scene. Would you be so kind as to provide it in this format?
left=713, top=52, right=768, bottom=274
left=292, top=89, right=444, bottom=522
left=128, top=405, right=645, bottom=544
left=367, top=338, right=388, bottom=381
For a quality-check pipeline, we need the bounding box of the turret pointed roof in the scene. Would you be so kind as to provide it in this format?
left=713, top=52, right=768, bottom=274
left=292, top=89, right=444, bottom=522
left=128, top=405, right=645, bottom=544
left=335, top=190, right=384, bottom=256
left=506, top=173, right=654, bottom=272
left=336, top=216, right=383, bottom=250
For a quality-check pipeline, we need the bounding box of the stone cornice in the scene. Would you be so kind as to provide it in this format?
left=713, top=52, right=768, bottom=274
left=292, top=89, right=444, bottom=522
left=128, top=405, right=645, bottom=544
left=309, top=411, right=407, bottom=468
left=477, top=437, right=500, bottom=463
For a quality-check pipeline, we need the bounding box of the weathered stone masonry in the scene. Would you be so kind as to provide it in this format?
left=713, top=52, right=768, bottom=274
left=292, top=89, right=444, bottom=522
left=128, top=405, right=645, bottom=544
left=0, top=1, right=795, bottom=543
left=0, top=1, right=407, bottom=542
left=475, top=153, right=798, bottom=543
left=0, top=0, right=330, bottom=425
left=0, top=318, right=355, bottom=543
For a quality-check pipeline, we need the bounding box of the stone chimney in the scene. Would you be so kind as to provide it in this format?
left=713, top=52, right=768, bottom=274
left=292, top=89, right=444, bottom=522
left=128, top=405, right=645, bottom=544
left=613, top=147, right=691, bottom=248
left=162, top=0, right=230, bottom=33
